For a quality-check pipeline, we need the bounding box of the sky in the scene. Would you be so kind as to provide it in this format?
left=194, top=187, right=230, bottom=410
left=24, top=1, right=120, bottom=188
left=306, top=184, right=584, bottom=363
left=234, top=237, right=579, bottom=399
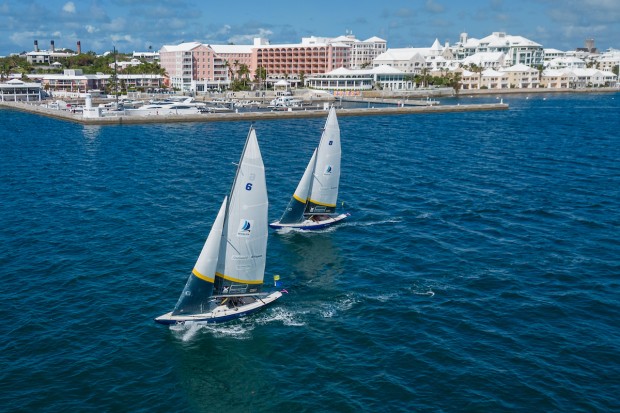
left=1, top=0, right=619, bottom=56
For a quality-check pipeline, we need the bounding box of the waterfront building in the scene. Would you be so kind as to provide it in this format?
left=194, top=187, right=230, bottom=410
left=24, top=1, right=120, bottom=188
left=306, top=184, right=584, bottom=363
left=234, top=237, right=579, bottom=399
left=480, top=68, right=509, bottom=89
left=305, top=65, right=411, bottom=92
left=500, top=63, right=540, bottom=88
left=210, top=42, right=255, bottom=81
left=0, top=79, right=42, bottom=102
left=159, top=42, right=221, bottom=92
left=567, top=68, right=618, bottom=88
left=40, top=69, right=107, bottom=94
left=540, top=69, right=571, bottom=88
left=117, top=74, right=164, bottom=90
left=252, top=39, right=350, bottom=80
left=455, top=69, right=481, bottom=90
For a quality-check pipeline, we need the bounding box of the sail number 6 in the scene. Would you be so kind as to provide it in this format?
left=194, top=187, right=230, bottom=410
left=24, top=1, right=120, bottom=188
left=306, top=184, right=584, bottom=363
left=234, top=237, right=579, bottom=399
left=245, top=183, right=253, bottom=191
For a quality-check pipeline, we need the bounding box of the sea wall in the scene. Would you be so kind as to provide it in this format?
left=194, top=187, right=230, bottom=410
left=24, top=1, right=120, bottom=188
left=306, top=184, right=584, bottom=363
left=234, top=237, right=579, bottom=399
left=0, top=101, right=508, bottom=125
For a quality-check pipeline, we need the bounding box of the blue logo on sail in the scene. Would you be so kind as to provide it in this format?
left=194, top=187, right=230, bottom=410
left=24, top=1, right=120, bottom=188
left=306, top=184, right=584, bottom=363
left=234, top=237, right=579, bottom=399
left=324, top=165, right=332, bottom=175
left=238, top=219, right=252, bottom=236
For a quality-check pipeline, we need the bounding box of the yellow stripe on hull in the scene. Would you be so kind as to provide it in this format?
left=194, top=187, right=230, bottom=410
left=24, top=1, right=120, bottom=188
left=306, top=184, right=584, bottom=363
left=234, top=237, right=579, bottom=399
left=293, top=193, right=305, bottom=203
left=215, top=272, right=263, bottom=285
left=192, top=268, right=214, bottom=283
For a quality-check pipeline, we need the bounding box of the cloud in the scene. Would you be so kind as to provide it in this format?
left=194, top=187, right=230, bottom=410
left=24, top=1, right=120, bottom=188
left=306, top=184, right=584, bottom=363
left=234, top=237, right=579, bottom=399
left=63, top=2, right=76, bottom=14
left=425, top=0, right=444, bottom=13
left=85, top=25, right=98, bottom=34
left=228, top=28, right=274, bottom=45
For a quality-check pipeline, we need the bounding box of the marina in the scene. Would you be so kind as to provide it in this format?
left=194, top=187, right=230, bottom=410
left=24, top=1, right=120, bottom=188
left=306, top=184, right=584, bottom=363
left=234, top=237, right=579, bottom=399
left=0, top=98, right=508, bottom=124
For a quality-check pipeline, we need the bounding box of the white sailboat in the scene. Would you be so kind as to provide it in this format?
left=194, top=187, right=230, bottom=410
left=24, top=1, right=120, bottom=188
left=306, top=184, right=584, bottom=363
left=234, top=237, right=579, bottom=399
left=269, top=107, right=349, bottom=230
left=155, top=127, right=282, bottom=325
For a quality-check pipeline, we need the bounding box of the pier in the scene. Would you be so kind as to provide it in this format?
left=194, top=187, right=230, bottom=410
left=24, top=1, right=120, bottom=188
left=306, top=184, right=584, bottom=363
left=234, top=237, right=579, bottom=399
left=0, top=101, right=508, bottom=125
left=337, top=97, right=440, bottom=106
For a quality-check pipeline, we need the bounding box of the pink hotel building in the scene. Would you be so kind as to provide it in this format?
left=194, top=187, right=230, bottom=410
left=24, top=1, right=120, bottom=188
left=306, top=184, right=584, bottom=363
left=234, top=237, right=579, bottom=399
left=159, top=35, right=386, bottom=92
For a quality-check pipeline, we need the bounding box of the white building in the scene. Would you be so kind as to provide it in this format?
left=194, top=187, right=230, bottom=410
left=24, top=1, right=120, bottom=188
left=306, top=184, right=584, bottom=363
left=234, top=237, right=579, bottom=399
left=452, top=32, right=543, bottom=67
left=545, top=56, right=586, bottom=70
left=133, top=51, right=160, bottom=63
left=305, top=65, right=412, bottom=92
left=0, top=79, right=43, bottom=101
left=309, top=33, right=387, bottom=69
left=593, top=48, right=620, bottom=72
left=461, top=52, right=506, bottom=69
left=567, top=68, right=617, bottom=88
left=543, top=48, right=566, bottom=62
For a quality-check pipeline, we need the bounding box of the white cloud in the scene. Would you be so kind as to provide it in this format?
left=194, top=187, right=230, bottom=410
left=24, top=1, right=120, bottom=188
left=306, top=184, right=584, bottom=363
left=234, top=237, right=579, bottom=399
left=63, top=2, right=76, bottom=14
left=425, top=0, right=444, bottom=13
left=85, top=25, right=98, bottom=34
left=228, top=28, right=273, bottom=45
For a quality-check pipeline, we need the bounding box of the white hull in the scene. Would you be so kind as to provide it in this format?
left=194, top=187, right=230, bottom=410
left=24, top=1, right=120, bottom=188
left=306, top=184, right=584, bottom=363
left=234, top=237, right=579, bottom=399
left=155, top=291, right=282, bottom=325
left=270, top=213, right=349, bottom=230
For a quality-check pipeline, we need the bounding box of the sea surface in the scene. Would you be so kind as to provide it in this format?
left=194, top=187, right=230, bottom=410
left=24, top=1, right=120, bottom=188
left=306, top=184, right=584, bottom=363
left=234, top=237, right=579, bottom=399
left=1, top=92, right=619, bottom=412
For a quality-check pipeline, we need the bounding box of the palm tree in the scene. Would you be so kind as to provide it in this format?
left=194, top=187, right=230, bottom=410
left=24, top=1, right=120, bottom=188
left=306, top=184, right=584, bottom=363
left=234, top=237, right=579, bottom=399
left=233, top=60, right=239, bottom=80
left=238, top=64, right=250, bottom=87
left=421, top=67, right=430, bottom=88
left=468, top=63, right=482, bottom=89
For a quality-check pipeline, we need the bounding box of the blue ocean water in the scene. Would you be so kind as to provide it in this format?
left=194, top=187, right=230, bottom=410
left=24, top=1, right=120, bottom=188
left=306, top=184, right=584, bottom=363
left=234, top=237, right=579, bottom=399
left=1, top=92, right=619, bottom=412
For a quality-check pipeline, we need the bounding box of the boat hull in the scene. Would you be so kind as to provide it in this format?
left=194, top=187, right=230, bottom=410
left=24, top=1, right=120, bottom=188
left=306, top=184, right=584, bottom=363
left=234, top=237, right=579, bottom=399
left=269, top=213, right=350, bottom=230
left=154, top=291, right=282, bottom=325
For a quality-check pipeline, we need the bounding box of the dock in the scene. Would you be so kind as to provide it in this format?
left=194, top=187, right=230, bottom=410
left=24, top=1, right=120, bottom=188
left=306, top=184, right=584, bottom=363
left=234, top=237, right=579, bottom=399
left=338, top=97, right=439, bottom=106
left=0, top=100, right=508, bottom=125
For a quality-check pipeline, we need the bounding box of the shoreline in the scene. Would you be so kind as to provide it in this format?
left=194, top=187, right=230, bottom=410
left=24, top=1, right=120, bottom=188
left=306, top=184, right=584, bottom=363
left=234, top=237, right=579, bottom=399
left=0, top=101, right=509, bottom=125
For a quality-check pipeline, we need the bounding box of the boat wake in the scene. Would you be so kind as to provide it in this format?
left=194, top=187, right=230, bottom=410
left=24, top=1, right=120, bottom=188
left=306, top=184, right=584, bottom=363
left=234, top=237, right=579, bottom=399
left=170, top=321, right=254, bottom=341
left=255, top=307, right=306, bottom=326
left=346, top=218, right=402, bottom=227
left=319, top=294, right=359, bottom=318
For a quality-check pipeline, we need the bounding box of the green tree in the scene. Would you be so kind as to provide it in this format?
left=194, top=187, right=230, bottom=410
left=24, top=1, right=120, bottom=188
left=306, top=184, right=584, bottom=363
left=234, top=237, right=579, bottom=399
left=238, top=63, right=250, bottom=87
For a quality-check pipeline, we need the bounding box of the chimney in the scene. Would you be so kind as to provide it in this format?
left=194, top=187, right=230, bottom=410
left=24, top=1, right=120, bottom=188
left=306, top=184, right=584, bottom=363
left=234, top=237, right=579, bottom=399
left=34, top=40, right=39, bottom=52
left=51, top=40, right=55, bottom=52
left=77, top=41, right=81, bottom=54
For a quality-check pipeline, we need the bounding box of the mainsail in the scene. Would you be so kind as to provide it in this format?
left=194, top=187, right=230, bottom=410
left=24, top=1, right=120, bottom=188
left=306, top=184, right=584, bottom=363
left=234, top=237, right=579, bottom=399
left=214, top=127, right=268, bottom=294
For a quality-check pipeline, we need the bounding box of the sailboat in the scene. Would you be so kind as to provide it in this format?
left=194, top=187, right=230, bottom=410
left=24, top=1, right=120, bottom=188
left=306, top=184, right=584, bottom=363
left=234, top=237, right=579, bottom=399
left=155, top=127, right=282, bottom=325
left=269, top=107, right=349, bottom=230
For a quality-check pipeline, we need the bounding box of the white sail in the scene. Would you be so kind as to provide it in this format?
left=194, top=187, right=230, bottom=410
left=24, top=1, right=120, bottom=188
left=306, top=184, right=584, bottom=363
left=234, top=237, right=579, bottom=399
left=192, top=197, right=227, bottom=282
left=216, top=128, right=268, bottom=288
left=307, top=107, right=341, bottom=212
left=277, top=149, right=317, bottom=224
left=172, top=197, right=226, bottom=315
left=293, top=149, right=317, bottom=203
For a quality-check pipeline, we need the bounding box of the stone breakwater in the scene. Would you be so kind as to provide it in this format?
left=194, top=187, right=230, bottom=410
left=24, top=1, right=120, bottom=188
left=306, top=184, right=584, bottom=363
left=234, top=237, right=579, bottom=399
left=0, top=101, right=508, bottom=125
